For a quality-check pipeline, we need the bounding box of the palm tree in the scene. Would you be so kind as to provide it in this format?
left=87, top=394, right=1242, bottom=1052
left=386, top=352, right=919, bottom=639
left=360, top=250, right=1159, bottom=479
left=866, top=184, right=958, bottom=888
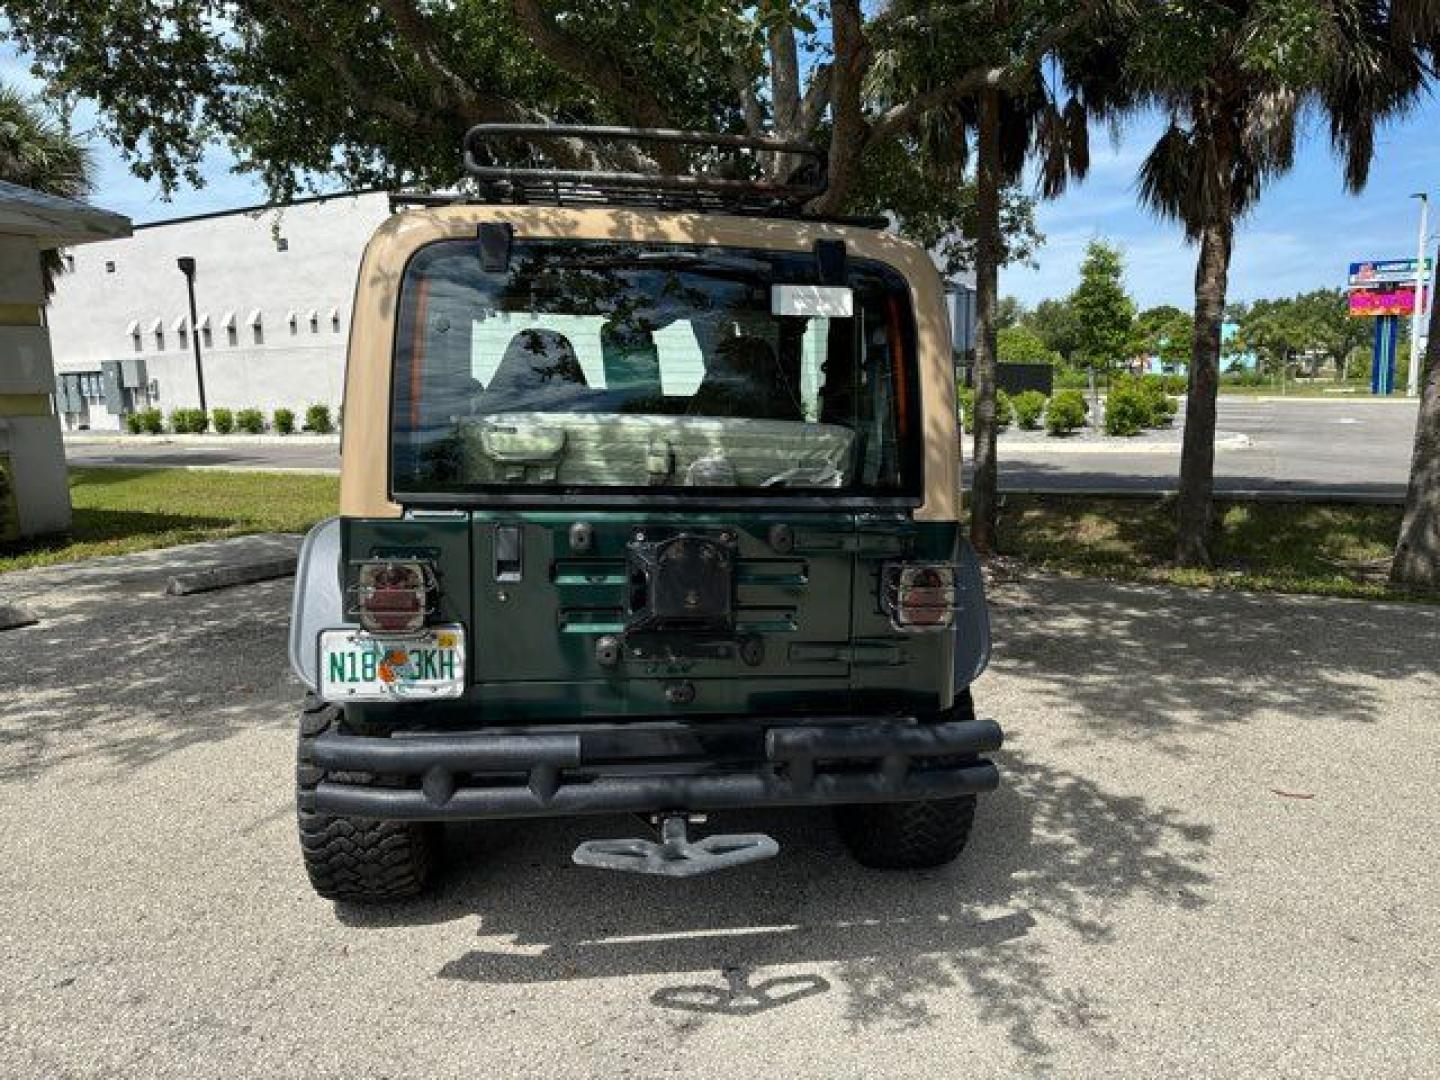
left=0, top=83, right=94, bottom=293
left=1130, top=1, right=1432, bottom=566
left=866, top=1, right=1122, bottom=553
left=1392, top=284, right=1440, bottom=587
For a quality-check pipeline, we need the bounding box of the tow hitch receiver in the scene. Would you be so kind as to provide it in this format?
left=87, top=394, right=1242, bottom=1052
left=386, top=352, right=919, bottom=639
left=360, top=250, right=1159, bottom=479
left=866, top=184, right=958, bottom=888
left=572, top=815, right=779, bottom=877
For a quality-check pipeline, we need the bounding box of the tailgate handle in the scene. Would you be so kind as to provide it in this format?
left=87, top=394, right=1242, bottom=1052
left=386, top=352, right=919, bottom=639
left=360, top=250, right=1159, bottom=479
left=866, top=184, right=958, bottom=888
left=494, top=525, right=523, bottom=582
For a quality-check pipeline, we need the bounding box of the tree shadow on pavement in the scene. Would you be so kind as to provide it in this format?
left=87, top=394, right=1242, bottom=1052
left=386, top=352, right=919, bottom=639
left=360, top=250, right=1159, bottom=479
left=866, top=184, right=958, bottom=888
left=337, top=744, right=1213, bottom=1061
left=988, top=576, right=1440, bottom=757
left=0, top=572, right=299, bottom=781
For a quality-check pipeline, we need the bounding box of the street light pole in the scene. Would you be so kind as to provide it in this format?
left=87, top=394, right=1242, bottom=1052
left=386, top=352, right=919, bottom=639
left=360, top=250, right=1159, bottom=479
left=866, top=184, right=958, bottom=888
left=1408, top=193, right=1429, bottom=397
left=176, top=256, right=207, bottom=415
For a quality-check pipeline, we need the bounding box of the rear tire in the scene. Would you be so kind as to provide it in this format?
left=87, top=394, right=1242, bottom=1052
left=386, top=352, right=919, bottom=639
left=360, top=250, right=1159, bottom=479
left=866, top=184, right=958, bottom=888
left=295, top=695, right=437, bottom=902
left=832, top=688, right=980, bottom=870
left=833, top=794, right=977, bottom=869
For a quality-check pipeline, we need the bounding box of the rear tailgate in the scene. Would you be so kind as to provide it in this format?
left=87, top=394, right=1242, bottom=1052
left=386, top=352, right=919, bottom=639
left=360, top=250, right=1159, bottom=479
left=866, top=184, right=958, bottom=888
left=469, top=512, right=856, bottom=715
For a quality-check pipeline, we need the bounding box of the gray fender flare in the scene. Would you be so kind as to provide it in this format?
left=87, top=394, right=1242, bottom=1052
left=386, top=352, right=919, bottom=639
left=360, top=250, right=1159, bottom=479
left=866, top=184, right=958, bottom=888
left=288, top=517, right=344, bottom=691
left=953, top=537, right=992, bottom=691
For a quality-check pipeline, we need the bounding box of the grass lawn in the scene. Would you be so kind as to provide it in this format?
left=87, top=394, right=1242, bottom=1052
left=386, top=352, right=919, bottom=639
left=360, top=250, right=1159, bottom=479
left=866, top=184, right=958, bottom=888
left=0, top=468, right=338, bottom=574
left=4, top=469, right=1430, bottom=604
left=993, top=494, right=1434, bottom=602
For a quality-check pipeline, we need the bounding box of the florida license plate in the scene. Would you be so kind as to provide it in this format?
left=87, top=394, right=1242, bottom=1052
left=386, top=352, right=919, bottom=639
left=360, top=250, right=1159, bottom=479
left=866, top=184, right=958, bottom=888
left=319, top=624, right=465, bottom=701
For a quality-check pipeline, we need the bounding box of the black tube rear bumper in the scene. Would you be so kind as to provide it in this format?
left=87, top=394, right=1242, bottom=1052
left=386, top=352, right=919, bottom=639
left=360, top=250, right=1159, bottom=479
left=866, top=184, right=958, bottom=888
left=303, top=716, right=1003, bottom=822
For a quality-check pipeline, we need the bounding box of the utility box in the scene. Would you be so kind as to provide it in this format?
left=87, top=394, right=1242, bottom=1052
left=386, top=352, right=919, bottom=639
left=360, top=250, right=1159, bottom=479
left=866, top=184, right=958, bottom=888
left=101, top=359, right=125, bottom=415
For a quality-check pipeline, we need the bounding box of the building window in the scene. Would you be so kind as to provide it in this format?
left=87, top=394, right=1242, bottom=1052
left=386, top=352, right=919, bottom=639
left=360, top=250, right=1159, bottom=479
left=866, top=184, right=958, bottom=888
left=248, top=309, right=263, bottom=346
left=222, top=310, right=237, bottom=347
left=105, top=261, right=116, bottom=273
left=127, top=319, right=141, bottom=353
left=308, top=309, right=319, bottom=334
left=276, top=237, right=289, bottom=252
left=178, top=327, right=188, bottom=349
left=64, top=254, right=76, bottom=272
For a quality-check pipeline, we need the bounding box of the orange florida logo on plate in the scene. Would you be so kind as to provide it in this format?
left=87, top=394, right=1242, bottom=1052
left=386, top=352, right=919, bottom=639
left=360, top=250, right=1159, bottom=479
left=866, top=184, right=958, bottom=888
left=377, top=648, right=408, bottom=684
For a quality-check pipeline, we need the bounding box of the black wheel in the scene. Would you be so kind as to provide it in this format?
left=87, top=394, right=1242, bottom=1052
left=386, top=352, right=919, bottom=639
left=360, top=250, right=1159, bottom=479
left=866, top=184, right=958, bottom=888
left=833, top=793, right=977, bottom=869
left=295, top=695, right=438, bottom=902
left=832, top=688, right=980, bottom=870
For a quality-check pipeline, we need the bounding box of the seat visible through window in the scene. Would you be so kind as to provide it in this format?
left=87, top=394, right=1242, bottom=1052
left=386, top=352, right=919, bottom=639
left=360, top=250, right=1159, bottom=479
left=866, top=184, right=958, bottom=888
left=482, top=329, right=590, bottom=412
left=689, top=335, right=799, bottom=420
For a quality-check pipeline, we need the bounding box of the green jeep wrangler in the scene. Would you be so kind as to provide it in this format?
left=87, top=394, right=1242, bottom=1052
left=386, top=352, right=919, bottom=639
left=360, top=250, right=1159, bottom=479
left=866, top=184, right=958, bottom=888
left=288, top=127, right=1001, bottom=901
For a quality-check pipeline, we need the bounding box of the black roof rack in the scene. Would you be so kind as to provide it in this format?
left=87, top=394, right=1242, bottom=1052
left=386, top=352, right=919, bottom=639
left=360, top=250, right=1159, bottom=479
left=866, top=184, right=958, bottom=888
left=460, top=124, right=856, bottom=221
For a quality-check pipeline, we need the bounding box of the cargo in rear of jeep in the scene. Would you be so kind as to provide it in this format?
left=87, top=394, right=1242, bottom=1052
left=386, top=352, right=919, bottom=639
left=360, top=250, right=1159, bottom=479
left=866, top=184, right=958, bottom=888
left=288, top=126, right=1000, bottom=899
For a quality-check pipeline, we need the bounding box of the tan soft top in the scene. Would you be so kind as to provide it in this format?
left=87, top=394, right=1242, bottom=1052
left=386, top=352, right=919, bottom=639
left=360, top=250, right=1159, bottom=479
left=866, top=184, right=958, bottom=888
left=340, top=205, right=961, bottom=521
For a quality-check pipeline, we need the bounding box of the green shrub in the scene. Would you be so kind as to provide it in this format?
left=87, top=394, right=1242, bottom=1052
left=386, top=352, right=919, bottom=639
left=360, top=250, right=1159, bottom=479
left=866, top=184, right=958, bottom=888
left=124, top=412, right=143, bottom=434
left=235, top=408, right=265, bottom=434
left=211, top=407, right=235, bottom=435
left=1104, top=385, right=1151, bottom=436
left=1113, top=376, right=1179, bottom=428
left=169, top=407, right=209, bottom=434
left=994, top=389, right=1014, bottom=431
left=1141, top=381, right=1179, bottom=426
left=1142, top=373, right=1187, bottom=395
left=273, top=408, right=295, bottom=435
left=137, top=408, right=164, bottom=435
left=1046, top=389, right=1088, bottom=435
left=958, top=388, right=1017, bottom=431
left=305, top=404, right=334, bottom=434
left=1013, top=390, right=1047, bottom=430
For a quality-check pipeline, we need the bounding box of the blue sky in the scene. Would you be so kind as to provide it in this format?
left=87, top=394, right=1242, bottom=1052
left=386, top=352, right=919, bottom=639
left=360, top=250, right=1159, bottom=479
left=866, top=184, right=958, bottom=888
left=4, top=39, right=1438, bottom=311
left=1009, top=103, right=1440, bottom=310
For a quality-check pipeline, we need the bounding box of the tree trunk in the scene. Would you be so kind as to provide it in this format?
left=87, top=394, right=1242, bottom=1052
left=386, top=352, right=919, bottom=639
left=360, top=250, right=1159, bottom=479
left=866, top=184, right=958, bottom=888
left=969, top=87, right=1002, bottom=555
left=1175, top=213, right=1234, bottom=566
left=809, top=0, right=868, bottom=215
left=1391, top=291, right=1440, bottom=587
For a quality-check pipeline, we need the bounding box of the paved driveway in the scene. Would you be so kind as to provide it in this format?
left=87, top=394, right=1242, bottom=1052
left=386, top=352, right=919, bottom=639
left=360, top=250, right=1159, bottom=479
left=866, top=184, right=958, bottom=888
left=2, top=548, right=1437, bottom=1077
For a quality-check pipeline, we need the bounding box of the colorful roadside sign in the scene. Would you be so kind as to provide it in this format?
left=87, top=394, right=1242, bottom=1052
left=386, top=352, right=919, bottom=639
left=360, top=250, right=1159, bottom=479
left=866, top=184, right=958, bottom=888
left=1347, top=258, right=1432, bottom=288
left=1348, top=286, right=1427, bottom=317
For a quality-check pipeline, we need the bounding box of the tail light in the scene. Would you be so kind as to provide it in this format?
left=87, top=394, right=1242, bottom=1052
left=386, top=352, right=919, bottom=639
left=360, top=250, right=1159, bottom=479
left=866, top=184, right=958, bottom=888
left=882, top=563, right=958, bottom=631
left=352, top=560, right=431, bottom=635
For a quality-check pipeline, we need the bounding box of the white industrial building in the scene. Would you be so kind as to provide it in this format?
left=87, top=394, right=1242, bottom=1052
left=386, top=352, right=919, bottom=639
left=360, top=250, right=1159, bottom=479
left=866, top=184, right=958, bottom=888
left=47, top=191, right=391, bottom=430
left=47, top=189, right=976, bottom=431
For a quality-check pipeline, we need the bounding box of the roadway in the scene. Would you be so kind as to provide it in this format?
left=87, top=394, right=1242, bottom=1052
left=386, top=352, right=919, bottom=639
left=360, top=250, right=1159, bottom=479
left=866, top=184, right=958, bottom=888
left=63, top=397, right=1422, bottom=498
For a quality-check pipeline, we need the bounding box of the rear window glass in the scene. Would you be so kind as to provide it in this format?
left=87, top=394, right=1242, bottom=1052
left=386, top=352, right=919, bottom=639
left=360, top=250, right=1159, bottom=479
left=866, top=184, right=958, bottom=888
left=390, top=239, right=920, bottom=497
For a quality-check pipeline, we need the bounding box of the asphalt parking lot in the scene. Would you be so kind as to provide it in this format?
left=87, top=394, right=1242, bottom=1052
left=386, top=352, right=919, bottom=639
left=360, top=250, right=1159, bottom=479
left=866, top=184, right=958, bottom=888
left=2, top=543, right=1438, bottom=1077
left=65, top=396, right=1421, bottom=498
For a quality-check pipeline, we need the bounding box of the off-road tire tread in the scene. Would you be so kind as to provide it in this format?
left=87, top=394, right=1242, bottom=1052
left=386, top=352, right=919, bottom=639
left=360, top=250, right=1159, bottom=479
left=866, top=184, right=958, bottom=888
left=833, top=688, right=981, bottom=870
left=833, top=794, right=977, bottom=869
left=295, top=694, right=435, bottom=902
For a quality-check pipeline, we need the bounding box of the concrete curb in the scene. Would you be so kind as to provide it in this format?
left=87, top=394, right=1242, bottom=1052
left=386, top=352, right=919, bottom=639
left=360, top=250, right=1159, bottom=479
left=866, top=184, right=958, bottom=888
left=158, top=465, right=340, bottom=476
left=164, top=555, right=299, bottom=596
left=1001, top=487, right=1406, bottom=505
left=0, top=602, right=39, bottom=631
left=998, top=432, right=1251, bottom=455
left=1236, top=395, right=1419, bottom=404
left=64, top=433, right=340, bottom=448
